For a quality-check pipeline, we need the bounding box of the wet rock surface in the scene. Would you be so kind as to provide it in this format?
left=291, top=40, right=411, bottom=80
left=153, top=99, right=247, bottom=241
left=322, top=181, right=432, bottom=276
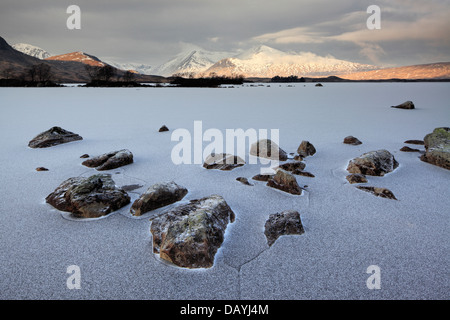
left=45, top=174, right=131, bottom=218
left=82, top=149, right=134, bottom=171
left=347, top=149, right=399, bottom=176
left=150, top=194, right=235, bottom=269
left=130, top=181, right=188, bottom=216
left=28, top=126, right=82, bottom=148
left=264, top=210, right=305, bottom=246
left=420, top=127, right=450, bottom=170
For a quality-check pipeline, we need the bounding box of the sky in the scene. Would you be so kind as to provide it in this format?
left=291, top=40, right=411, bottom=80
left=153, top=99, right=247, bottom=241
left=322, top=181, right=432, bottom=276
left=1, top=0, right=449, bottom=68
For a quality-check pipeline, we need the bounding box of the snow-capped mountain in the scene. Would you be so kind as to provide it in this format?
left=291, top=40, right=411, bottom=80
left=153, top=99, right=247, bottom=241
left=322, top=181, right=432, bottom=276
left=45, top=51, right=106, bottom=67
left=205, top=45, right=379, bottom=78
left=152, top=45, right=235, bottom=77
left=105, top=61, right=152, bottom=75
left=12, top=43, right=52, bottom=59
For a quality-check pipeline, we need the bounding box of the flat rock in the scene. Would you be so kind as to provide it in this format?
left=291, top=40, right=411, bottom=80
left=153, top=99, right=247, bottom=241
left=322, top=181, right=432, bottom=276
left=346, top=173, right=368, bottom=184
left=343, top=136, right=362, bottom=145
left=400, top=146, right=420, bottom=152
left=203, top=153, right=245, bottom=171
left=36, top=167, right=49, bottom=171
left=356, top=186, right=397, bottom=200
left=420, top=127, right=450, bottom=170
left=264, top=210, right=305, bottom=246
left=278, top=161, right=306, bottom=172
left=130, top=181, right=188, bottom=216
left=80, top=154, right=90, bottom=158
left=267, top=169, right=302, bottom=195
left=82, top=149, right=133, bottom=171
left=250, top=139, right=288, bottom=161
left=28, top=126, right=82, bottom=148
left=150, top=194, right=235, bottom=269
left=347, top=149, right=399, bottom=176
left=297, top=140, right=316, bottom=158
left=404, top=139, right=424, bottom=145
left=391, top=101, right=415, bottom=109
left=252, top=174, right=274, bottom=182
left=45, top=174, right=130, bottom=218
left=236, top=177, right=253, bottom=186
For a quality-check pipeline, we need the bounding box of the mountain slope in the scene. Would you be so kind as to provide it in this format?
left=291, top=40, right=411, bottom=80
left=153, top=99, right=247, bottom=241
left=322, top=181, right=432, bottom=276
left=12, top=43, right=52, bottom=59
left=45, top=51, right=106, bottom=67
left=340, top=62, right=450, bottom=80
left=106, top=61, right=152, bottom=75
left=205, top=45, right=378, bottom=78
left=153, top=45, right=234, bottom=77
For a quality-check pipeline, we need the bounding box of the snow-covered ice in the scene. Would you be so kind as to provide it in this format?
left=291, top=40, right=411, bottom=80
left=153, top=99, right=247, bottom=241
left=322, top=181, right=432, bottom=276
left=0, top=83, right=448, bottom=299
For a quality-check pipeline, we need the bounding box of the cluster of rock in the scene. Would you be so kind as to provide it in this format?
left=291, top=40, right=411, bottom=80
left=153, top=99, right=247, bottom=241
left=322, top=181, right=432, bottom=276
left=346, top=149, right=398, bottom=200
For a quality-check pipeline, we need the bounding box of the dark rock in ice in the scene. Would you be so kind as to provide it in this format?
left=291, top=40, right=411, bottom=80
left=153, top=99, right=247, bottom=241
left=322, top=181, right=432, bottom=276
left=267, top=169, right=302, bottom=195
left=159, top=125, right=169, bottom=132
left=356, top=186, right=397, bottom=200
left=347, top=149, right=398, bottom=176
left=420, top=127, right=450, bottom=170
left=404, top=139, right=424, bottom=145
left=80, top=154, right=89, bottom=158
left=130, top=181, right=188, bottom=216
left=203, top=153, right=245, bottom=171
left=343, top=136, right=362, bottom=145
left=150, top=194, right=235, bottom=269
left=252, top=174, right=274, bottom=182
left=250, top=139, right=288, bottom=161
left=346, top=173, right=368, bottom=184
left=236, top=177, right=253, bottom=186
left=82, top=149, right=133, bottom=171
left=36, top=167, right=49, bottom=171
left=278, top=161, right=306, bottom=172
left=400, top=146, right=421, bottom=152
left=45, top=174, right=130, bottom=218
left=315, top=83, right=323, bottom=87
left=28, top=126, right=82, bottom=148
left=297, top=140, right=316, bottom=158
left=264, top=210, right=305, bottom=246
left=391, top=101, right=415, bottom=109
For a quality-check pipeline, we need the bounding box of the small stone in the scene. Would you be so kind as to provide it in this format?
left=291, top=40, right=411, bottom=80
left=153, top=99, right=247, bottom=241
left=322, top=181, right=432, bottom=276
left=278, top=161, right=306, bottom=172
left=252, top=174, right=274, bottom=182
left=346, top=173, right=368, bottom=184
left=36, top=167, right=49, bottom=171
left=292, top=170, right=315, bottom=178
left=236, top=177, right=253, bottom=186
left=391, top=101, right=415, bottom=109
left=80, top=154, right=89, bottom=158
left=356, top=186, right=397, bottom=200
left=28, top=126, right=82, bottom=148
left=420, top=127, right=450, bottom=170
left=264, top=210, right=305, bottom=246
left=159, top=125, right=169, bottom=132
left=203, top=153, right=245, bottom=171
left=404, top=140, right=424, bottom=145
left=343, top=136, right=362, bottom=145
left=315, top=83, right=323, bottom=87
left=82, top=149, right=133, bottom=171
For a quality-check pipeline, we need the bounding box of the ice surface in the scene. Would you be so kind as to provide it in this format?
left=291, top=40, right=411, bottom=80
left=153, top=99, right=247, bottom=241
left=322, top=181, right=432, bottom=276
left=0, top=83, right=449, bottom=299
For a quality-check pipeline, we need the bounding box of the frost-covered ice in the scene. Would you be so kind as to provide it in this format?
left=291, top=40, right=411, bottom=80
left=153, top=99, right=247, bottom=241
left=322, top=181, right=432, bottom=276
left=0, top=83, right=449, bottom=299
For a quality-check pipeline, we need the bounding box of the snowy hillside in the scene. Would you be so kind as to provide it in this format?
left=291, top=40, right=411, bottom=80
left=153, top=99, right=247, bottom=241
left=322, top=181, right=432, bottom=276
left=106, top=61, right=153, bottom=75
left=12, top=43, right=52, bottom=59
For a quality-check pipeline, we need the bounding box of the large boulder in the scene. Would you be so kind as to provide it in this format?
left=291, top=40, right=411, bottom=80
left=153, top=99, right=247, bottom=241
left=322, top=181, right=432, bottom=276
left=28, top=126, right=82, bottom=148
left=266, top=169, right=302, bottom=195
left=347, top=149, right=399, bottom=176
left=130, top=181, right=188, bottom=216
left=150, top=195, right=235, bottom=269
left=46, top=174, right=130, bottom=218
left=264, top=210, right=305, bottom=246
left=250, top=139, right=288, bottom=161
left=82, top=149, right=133, bottom=171
left=203, top=153, right=245, bottom=171
left=420, top=127, right=450, bottom=170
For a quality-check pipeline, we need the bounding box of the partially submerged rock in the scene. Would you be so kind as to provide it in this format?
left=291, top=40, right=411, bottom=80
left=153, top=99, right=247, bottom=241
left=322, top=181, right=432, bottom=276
left=203, top=153, right=245, bottom=171
left=343, top=136, right=362, bottom=145
left=264, top=210, right=305, bottom=246
left=82, top=149, right=133, bottom=171
left=404, top=139, right=424, bottom=145
left=267, top=169, right=302, bottom=195
left=36, top=167, right=49, bottom=171
left=250, top=139, right=288, bottom=161
left=28, top=126, right=82, bottom=148
left=150, top=195, right=235, bottom=269
left=297, top=140, right=316, bottom=158
left=347, top=149, right=399, bottom=176
left=400, top=146, right=420, bottom=152
left=391, top=101, right=415, bottom=109
left=46, top=174, right=130, bottom=218
left=346, top=173, right=368, bottom=184
left=130, top=181, right=188, bottom=216
left=159, top=125, right=169, bottom=132
left=356, top=186, right=397, bottom=200
left=236, top=177, right=253, bottom=186
left=420, top=127, right=450, bottom=170
left=252, top=174, right=274, bottom=182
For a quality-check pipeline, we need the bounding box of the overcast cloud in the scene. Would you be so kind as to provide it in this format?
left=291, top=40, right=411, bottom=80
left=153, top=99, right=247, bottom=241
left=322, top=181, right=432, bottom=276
left=1, top=0, right=449, bottom=67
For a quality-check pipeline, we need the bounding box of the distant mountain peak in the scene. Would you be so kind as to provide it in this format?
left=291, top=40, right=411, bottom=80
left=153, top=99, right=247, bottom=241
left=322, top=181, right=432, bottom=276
left=12, top=43, right=52, bottom=59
